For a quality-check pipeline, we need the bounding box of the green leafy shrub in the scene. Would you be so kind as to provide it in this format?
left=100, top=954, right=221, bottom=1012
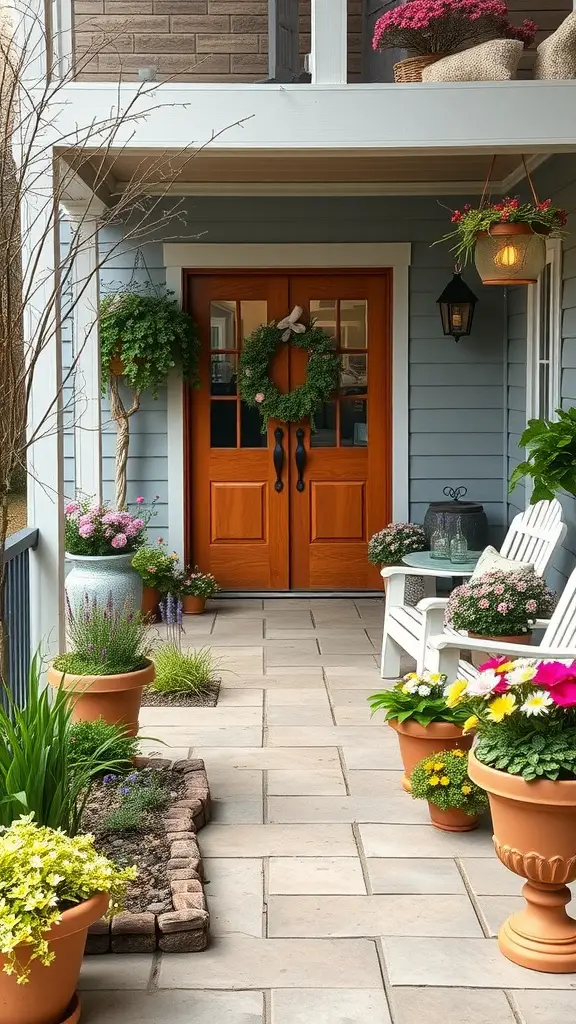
left=410, top=749, right=488, bottom=815
left=131, top=541, right=179, bottom=593
left=509, top=408, right=576, bottom=503
left=151, top=644, right=217, bottom=694
left=54, top=593, right=154, bottom=676
left=0, top=654, right=136, bottom=835
left=0, top=817, right=136, bottom=982
left=368, top=671, right=470, bottom=728
left=68, top=718, right=139, bottom=774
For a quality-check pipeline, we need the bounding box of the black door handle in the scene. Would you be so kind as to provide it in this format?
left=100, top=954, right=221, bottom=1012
left=273, top=427, right=284, bottom=492
left=295, top=427, right=306, bottom=492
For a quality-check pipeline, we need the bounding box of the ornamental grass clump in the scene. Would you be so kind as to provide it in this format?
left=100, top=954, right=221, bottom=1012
left=372, top=0, right=536, bottom=54
left=410, top=748, right=488, bottom=815
left=64, top=496, right=155, bottom=555
left=437, top=196, right=567, bottom=266
left=0, top=817, right=136, bottom=983
left=152, top=645, right=218, bottom=695
left=448, top=658, right=576, bottom=781
left=54, top=593, right=154, bottom=677
left=444, top=569, right=555, bottom=638
left=369, top=670, right=470, bottom=727
left=367, top=522, right=426, bottom=566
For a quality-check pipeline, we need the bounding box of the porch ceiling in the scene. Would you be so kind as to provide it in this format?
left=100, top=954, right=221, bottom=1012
left=66, top=149, right=544, bottom=198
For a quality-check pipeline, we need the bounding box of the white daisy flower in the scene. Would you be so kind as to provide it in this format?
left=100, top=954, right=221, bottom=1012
left=507, top=665, right=538, bottom=686
left=417, top=685, right=431, bottom=696
left=466, top=669, right=502, bottom=697
left=520, top=690, right=554, bottom=717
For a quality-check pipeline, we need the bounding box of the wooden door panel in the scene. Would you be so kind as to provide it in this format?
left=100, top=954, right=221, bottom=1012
left=311, top=481, right=365, bottom=541
left=211, top=482, right=266, bottom=541
left=310, top=546, right=370, bottom=590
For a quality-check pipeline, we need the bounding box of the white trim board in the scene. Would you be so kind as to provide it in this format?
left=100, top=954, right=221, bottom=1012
left=164, top=242, right=411, bottom=559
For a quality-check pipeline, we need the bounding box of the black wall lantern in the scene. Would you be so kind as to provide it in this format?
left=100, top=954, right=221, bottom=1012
left=437, top=265, right=478, bottom=343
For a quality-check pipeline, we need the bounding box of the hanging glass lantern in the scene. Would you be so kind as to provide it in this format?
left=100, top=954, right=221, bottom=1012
left=436, top=267, right=478, bottom=343
left=474, top=223, right=547, bottom=285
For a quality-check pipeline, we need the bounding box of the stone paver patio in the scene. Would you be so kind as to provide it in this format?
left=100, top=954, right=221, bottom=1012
left=79, top=598, right=576, bottom=1023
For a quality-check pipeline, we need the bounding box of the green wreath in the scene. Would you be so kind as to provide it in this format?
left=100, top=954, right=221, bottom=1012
left=238, top=311, right=341, bottom=431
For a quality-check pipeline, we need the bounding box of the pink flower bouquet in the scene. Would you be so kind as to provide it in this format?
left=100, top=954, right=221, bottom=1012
left=373, top=0, right=537, bottom=56
left=444, top=569, right=555, bottom=638
left=368, top=522, right=426, bottom=566
left=65, top=497, right=156, bottom=556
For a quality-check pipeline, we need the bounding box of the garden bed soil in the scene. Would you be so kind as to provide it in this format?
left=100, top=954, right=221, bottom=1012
left=141, top=683, right=219, bottom=708
left=83, top=757, right=211, bottom=954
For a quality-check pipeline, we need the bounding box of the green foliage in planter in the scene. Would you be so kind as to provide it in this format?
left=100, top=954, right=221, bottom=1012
left=102, top=770, right=169, bottom=832
left=132, top=542, right=179, bottom=593
left=100, top=287, right=200, bottom=397
left=68, top=718, right=139, bottom=774
left=54, top=594, right=154, bottom=676
left=151, top=644, right=217, bottom=694
left=475, top=728, right=576, bottom=782
left=368, top=671, right=470, bottom=728
left=509, top=408, right=576, bottom=503
left=410, top=748, right=488, bottom=814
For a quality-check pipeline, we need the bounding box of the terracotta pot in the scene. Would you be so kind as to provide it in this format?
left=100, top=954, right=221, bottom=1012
left=469, top=632, right=533, bottom=646
left=183, top=595, right=206, bottom=615
left=428, top=803, right=479, bottom=833
left=469, top=752, right=576, bottom=973
left=47, top=659, right=155, bottom=737
left=141, top=585, right=160, bottom=619
left=474, top=222, right=547, bottom=285
left=388, top=719, right=473, bottom=793
left=0, top=891, right=108, bottom=1024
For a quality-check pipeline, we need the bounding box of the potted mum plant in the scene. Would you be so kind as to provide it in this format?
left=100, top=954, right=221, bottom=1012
left=368, top=522, right=426, bottom=603
left=99, top=287, right=200, bottom=509
left=175, top=567, right=219, bottom=615
left=509, top=407, right=576, bottom=503
left=437, top=196, right=567, bottom=285
left=0, top=817, right=135, bottom=1024
left=444, top=568, right=555, bottom=645
left=368, top=671, right=473, bottom=791
left=131, top=539, right=180, bottom=617
left=64, top=496, right=155, bottom=612
left=372, top=0, right=536, bottom=82
left=456, top=658, right=576, bottom=972
left=410, top=748, right=488, bottom=832
left=48, top=593, right=155, bottom=736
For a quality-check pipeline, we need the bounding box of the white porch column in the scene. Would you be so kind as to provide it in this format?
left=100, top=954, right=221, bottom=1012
left=310, top=0, right=347, bottom=84
left=22, top=155, right=65, bottom=657
left=62, top=200, right=106, bottom=503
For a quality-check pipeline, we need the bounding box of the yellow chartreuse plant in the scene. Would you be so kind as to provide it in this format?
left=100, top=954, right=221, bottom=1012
left=410, top=749, right=488, bottom=816
left=0, top=817, right=136, bottom=984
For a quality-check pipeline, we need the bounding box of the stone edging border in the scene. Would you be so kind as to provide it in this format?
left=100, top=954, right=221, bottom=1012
left=86, top=756, right=211, bottom=954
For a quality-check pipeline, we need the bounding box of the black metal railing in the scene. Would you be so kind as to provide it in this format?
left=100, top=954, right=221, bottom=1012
left=2, top=528, right=38, bottom=708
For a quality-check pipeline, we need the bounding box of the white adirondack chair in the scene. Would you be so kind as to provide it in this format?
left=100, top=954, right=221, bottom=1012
left=379, top=499, right=566, bottom=679
left=428, top=562, right=576, bottom=681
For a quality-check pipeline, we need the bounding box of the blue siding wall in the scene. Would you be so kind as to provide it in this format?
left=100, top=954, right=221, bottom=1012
left=86, top=196, right=506, bottom=547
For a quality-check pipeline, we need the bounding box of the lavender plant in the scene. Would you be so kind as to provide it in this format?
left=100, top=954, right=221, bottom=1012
left=54, top=592, right=155, bottom=676
left=159, top=592, right=184, bottom=650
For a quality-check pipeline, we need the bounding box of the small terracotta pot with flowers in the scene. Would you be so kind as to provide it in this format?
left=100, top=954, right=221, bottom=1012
left=175, top=567, right=219, bottom=614
left=455, top=657, right=576, bottom=972
left=437, top=196, right=567, bottom=285
left=410, top=748, right=488, bottom=831
left=131, top=539, right=180, bottom=619
left=372, top=0, right=536, bottom=82
left=369, top=671, right=474, bottom=792
left=444, top=569, right=555, bottom=647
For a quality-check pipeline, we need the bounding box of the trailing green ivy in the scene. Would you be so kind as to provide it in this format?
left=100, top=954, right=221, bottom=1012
left=100, top=288, right=200, bottom=397
left=238, top=320, right=341, bottom=431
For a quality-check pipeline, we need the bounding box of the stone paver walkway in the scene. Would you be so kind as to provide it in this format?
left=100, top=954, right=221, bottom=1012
left=79, top=599, right=576, bottom=1023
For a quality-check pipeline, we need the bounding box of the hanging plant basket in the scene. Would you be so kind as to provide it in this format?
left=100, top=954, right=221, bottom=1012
left=393, top=54, right=446, bottom=82
left=474, top=223, right=547, bottom=286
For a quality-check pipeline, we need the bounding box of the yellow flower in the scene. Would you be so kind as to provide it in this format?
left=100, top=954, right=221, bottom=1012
left=463, top=715, right=479, bottom=733
left=433, top=762, right=444, bottom=771
left=401, top=683, right=412, bottom=694
left=429, top=775, right=440, bottom=786
left=424, top=761, right=435, bottom=772
left=452, top=750, right=465, bottom=758
left=496, top=661, right=515, bottom=674
left=440, top=776, right=450, bottom=786
left=427, top=673, right=443, bottom=684
left=404, top=672, right=418, bottom=680
left=487, top=693, right=517, bottom=723
left=461, top=784, right=472, bottom=795
left=444, top=679, right=468, bottom=707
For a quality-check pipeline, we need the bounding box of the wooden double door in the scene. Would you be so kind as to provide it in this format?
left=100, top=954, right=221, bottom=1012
left=185, top=270, right=391, bottom=591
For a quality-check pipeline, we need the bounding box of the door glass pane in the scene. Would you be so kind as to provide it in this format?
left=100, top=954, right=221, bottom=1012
left=340, top=399, right=367, bottom=447
left=241, top=402, right=267, bottom=448
left=310, top=401, right=337, bottom=447
left=210, top=301, right=236, bottom=349
left=210, top=401, right=237, bottom=448
left=340, top=300, right=367, bottom=349
left=341, top=354, right=367, bottom=396
left=211, top=354, right=237, bottom=395
left=240, top=301, right=268, bottom=347
left=310, top=299, right=337, bottom=346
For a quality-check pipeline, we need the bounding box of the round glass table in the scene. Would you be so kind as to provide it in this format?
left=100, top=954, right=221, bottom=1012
left=402, top=550, right=482, bottom=577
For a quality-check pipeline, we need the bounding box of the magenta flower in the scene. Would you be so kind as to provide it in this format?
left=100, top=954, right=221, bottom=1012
left=65, top=501, right=80, bottom=515
left=136, top=496, right=145, bottom=504
left=533, top=661, right=576, bottom=689
left=478, top=657, right=509, bottom=672
left=111, top=533, right=127, bottom=549
left=548, top=681, right=576, bottom=708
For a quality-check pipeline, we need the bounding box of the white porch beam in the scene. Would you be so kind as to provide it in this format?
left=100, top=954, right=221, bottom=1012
left=310, top=0, right=347, bottom=84
left=51, top=0, right=74, bottom=80
left=62, top=199, right=106, bottom=504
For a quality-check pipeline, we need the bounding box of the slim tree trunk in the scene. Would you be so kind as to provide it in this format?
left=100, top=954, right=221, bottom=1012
left=108, top=373, right=140, bottom=510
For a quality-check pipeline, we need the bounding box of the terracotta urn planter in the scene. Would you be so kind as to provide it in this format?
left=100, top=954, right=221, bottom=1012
left=183, top=595, right=206, bottom=615
left=469, top=751, right=576, bottom=973
left=142, top=585, right=160, bottom=619
left=428, top=803, right=479, bottom=833
left=388, top=719, right=474, bottom=792
left=0, top=891, right=108, bottom=1024
left=474, top=222, right=547, bottom=286
left=47, top=660, right=155, bottom=737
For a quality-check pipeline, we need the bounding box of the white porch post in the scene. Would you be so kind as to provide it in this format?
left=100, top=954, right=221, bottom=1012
left=310, top=0, right=347, bottom=84
left=62, top=200, right=105, bottom=503
left=22, top=154, right=65, bottom=657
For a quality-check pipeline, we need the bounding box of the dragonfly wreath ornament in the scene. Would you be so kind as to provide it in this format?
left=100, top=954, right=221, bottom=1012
left=238, top=306, right=341, bottom=431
